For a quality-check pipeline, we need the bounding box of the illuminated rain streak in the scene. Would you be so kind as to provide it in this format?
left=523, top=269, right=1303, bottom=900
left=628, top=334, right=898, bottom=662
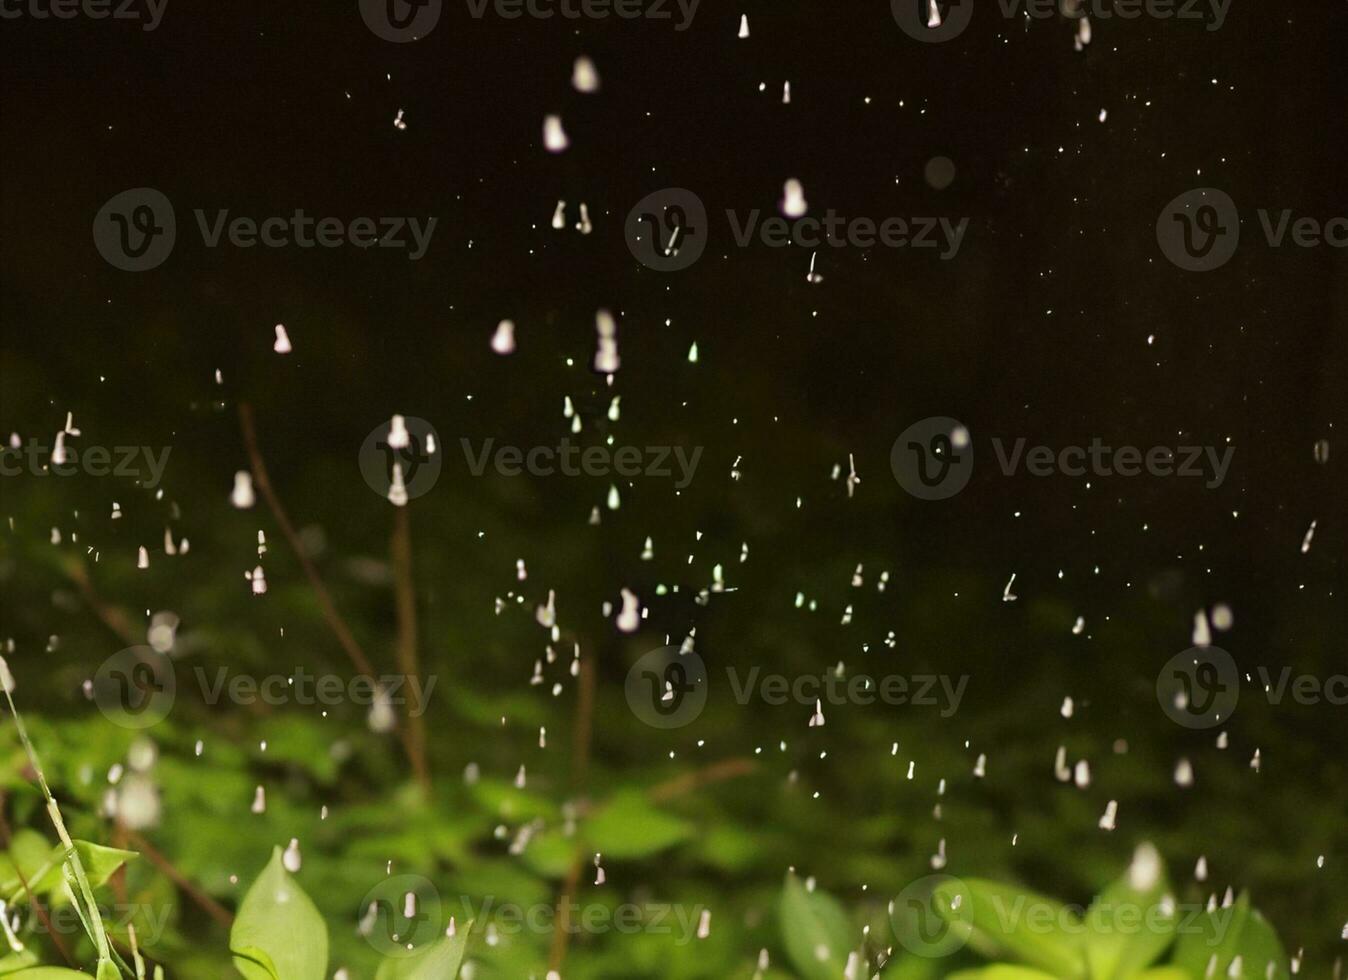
left=248, top=565, right=267, bottom=595
left=1074, top=16, right=1092, bottom=49
left=282, top=838, right=302, bottom=872
left=808, top=699, right=824, bottom=727
left=780, top=179, right=807, bottom=218
left=594, top=310, right=620, bottom=374
left=1193, top=610, right=1212, bottom=648
left=737, top=13, right=748, bottom=37
left=368, top=686, right=396, bottom=733
left=616, top=589, right=641, bottom=632
left=543, top=114, right=569, bottom=152
left=687, top=341, right=699, bottom=363
left=1098, top=799, right=1118, bottom=831
left=386, top=414, right=409, bottom=449
left=491, top=319, right=517, bottom=355
left=606, top=485, right=620, bottom=510
left=251, top=785, right=266, bottom=814
left=575, top=203, right=592, bottom=234
left=1002, top=573, right=1018, bottom=602
left=696, top=909, right=711, bottom=939
left=806, top=252, right=823, bottom=284
left=1175, top=758, right=1194, bottom=787
left=781, top=81, right=791, bottom=104
left=1313, top=438, right=1330, bottom=463
left=392, top=109, right=407, bottom=130
left=272, top=324, right=292, bottom=353
left=388, top=463, right=408, bottom=506
left=137, top=546, right=149, bottom=570
left=551, top=200, right=566, bottom=229
left=926, top=0, right=942, bottom=27
left=231, top=471, right=256, bottom=509
left=1300, top=520, right=1316, bottom=554
left=571, top=56, right=599, bottom=93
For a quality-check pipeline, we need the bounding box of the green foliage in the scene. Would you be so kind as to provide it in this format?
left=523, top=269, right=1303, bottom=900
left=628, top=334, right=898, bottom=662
left=777, top=872, right=854, bottom=980
left=933, top=848, right=1290, bottom=980
left=229, top=848, right=327, bottom=980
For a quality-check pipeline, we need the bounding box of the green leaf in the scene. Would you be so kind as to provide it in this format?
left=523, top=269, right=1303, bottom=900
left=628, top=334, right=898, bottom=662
left=9, top=970, right=102, bottom=978
left=778, top=872, right=854, bottom=980
left=0, top=951, right=39, bottom=976
left=1134, top=970, right=1189, bottom=979
left=935, top=879, right=1086, bottom=979
left=947, top=968, right=1060, bottom=980
left=229, top=847, right=328, bottom=980
left=6, top=841, right=136, bottom=901
left=1170, top=893, right=1288, bottom=980
left=583, top=790, right=693, bottom=860
left=1082, top=844, right=1175, bottom=979
left=374, top=928, right=470, bottom=980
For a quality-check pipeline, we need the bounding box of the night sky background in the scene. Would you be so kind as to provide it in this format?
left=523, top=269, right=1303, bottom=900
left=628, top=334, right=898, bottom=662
left=2, top=0, right=1346, bottom=976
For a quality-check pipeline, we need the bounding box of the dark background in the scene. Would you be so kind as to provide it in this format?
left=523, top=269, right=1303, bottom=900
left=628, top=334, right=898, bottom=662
left=2, top=0, right=1346, bottom=976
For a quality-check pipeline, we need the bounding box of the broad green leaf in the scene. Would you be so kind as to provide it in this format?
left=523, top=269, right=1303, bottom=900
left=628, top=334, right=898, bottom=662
left=881, top=956, right=943, bottom=979
left=1171, top=893, right=1288, bottom=980
left=583, top=790, right=692, bottom=860
left=374, top=928, right=470, bottom=980
left=1134, top=970, right=1188, bottom=979
left=9, top=970, right=102, bottom=978
left=948, top=968, right=1059, bottom=980
left=0, top=951, right=39, bottom=975
left=1, top=830, right=54, bottom=899
left=1082, top=844, right=1175, bottom=979
left=935, top=879, right=1086, bottom=979
left=778, top=872, right=854, bottom=980
left=10, top=841, right=136, bottom=900
left=95, top=961, right=120, bottom=980
left=229, top=847, right=328, bottom=980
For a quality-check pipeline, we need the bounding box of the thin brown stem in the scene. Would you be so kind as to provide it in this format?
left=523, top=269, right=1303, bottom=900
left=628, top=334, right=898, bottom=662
left=123, top=830, right=234, bottom=930
left=548, top=648, right=598, bottom=972
left=237, top=403, right=377, bottom=679
left=238, top=402, right=423, bottom=779
left=647, top=757, right=758, bottom=803
left=391, top=508, right=431, bottom=797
